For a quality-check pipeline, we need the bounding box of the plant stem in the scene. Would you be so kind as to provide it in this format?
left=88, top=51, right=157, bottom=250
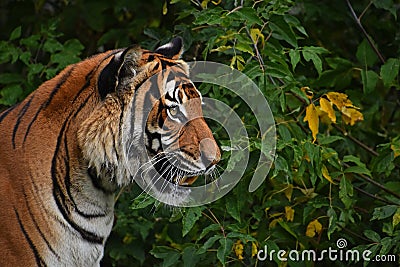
left=332, top=124, right=379, bottom=157
left=345, top=0, right=385, bottom=64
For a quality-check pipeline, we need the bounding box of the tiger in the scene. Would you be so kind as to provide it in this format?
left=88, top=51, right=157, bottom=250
left=0, top=37, right=220, bottom=266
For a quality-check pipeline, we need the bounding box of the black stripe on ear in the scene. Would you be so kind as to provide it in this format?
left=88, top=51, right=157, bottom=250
left=154, top=37, right=183, bottom=59
left=97, top=53, right=124, bottom=100
left=97, top=47, right=139, bottom=99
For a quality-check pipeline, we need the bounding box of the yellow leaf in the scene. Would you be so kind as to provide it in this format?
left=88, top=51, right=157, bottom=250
left=210, top=45, right=232, bottom=53
left=322, top=164, right=336, bottom=184
left=391, top=145, right=400, bottom=158
left=285, top=206, right=295, bottom=222
left=211, top=0, right=221, bottom=5
left=251, top=242, right=258, bottom=257
left=234, top=240, right=244, bottom=260
left=393, top=208, right=400, bottom=227
left=326, top=92, right=354, bottom=110
left=341, top=107, right=364, bottom=126
left=319, top=98, right=336, bottom=123
left=201, top=0, right=210, bottom=9
left=250, top=28, right=265, bottom=47
left=284, top=184, right=293, bottom=201
left=269, top=217, right=283, bottom=228
left=162, top=0, right=168, bottom=15
left=303, top=104, right=319, bottom=142
left=306, top=219, right=322, bottom=238
left=316, top=106, right=333, bottom=126
left=301, top=86, right=314, bottom=100
left=122, top=233, right=134, bottom=244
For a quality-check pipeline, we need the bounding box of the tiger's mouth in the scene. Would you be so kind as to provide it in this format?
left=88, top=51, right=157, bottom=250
left=173, top=175, right=199, bottom=186
left=152, top=155, right=203, bottom=186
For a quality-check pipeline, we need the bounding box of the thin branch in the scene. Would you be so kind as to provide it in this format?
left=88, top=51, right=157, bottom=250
left=345, top=0, right=385, bottom=64
left=352, top=184, right=398, bottom=205
left=359, top=1, right=373, bottom=21
left=344, top=162, right=400, bottom=200
left=332, top=124, right=379, bottom=157
left=245, top=27, right=265, bottom=72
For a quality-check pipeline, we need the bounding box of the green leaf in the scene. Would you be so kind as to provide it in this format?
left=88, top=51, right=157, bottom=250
left=343, top=155, right=372, bottom=177
left=327, top=207, right=338, bottom=239
left=10, top=26, right=21, bottom=41
left=217, top=238, right=233, bottom=265
left=318, top=135, right=344, bottom=145
left=371, top=150, right=394, bottom=175
left=226, top=232, right=257, bottom=242
left=380, top=58, right=400, bottom=87
left=43, top=39, right=63, bottom=53
left=289, top=49, right=300, bottom=71
left=380, top=237, right=394, bottom=255
left=197, top=235, right=221, bottom=254
left=198, top=224, right=220, bottom=240
left=372, top=0, right=397, bottom=19
left=361, top=69, right=379, bottom=94
left=356, top=39, right=378, bottom=67
left=344, top=166, right=372, bottom=177
left=0, top=73, right=23, bottom=84
left=235, top=42, right=254, bottom=56
left=130, top=195, right=156, bottom=209
left=226, top=198, right=240, bottom=222
left=20, top=35, right=40, bottom=49
left=278, top=220, right=298, bottom=238
left=269, top=15, right=297, bottom=47
left=0, top=84, right=23, bottom=106
left=339, top=176, right=353, bottom=208
left=364, top=230, right=381, bottom=242
left=231, top=7, right=262, bottom=26
left=150, top=246, right=180, bottom=267
left=182, top=206, right=203, bottom=237
left=302, top=48, right=323, bottom=74
left=194, top=7, right=225, bottom=25
left=182, top=246, right=200, bottom=267
left=371, top=205, right=398, bottom=221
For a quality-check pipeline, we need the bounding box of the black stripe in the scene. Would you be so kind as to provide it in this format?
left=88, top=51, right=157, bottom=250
left=0, top=104, right=18, bottom=124
left=22, top=51, right=119, bottom=146
left=14, top=208, right=47, bottom=267
left=23, top=66, right=75, bottom=144
left=22, top=188, right=61, bottom=260
left=88, top=167, right=116, bottom=194
left=63, top=125, right=107, bottom=218
left=12, top=95, right=34, bottom=149
left=51, top=94, right=104, bottom=244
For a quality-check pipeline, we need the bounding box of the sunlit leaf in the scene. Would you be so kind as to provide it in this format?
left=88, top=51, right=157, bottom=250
left=233, top=240, right=244, bottom=260
left=341, top=107, right=364, bottom=126
left=325, top=92, right=354, bottom=110
left=393, top=208, right=400, bottom=227
left=306, top=219, right=322, bottom=237
left=321, top=164, right=336, bottom=184
left=285, top=206, right=295, bottom=222
left=303, top=103, right=319, bottom=142
left=319, top=97, right=336, bottom=123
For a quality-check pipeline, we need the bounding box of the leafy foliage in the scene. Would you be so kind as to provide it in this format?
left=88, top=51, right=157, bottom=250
left=1, top=0, right=400, bottom=266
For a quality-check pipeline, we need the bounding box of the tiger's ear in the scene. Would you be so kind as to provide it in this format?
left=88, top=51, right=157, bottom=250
left=98, top=47, right=140, bottom=99
left=154, top=37, right=183, bottom=59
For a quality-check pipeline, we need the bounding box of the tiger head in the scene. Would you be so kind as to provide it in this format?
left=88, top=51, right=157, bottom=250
left=78, top=37, right=220, bottom=204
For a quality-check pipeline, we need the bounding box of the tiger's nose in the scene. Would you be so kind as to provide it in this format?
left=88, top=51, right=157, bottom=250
left=199, top=138, right=221, bottom=169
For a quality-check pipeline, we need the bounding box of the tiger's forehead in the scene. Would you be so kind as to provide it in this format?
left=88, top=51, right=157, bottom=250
left=162, top=69, right=202, bottom=105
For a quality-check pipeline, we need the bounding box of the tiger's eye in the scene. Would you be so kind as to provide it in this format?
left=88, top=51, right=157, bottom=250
left=169, top=106, right=178, bottom=117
